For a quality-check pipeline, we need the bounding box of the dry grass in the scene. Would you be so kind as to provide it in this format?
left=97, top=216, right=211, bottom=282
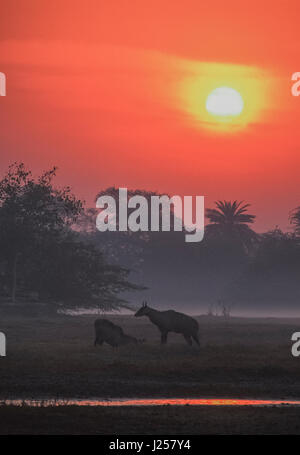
left=0, top=312, right=300, bottom=434
left=0, top=313, right=298, bottom=399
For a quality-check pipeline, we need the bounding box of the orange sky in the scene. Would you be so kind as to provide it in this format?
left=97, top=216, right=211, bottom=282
left=0, top=0, right=300, bottom=231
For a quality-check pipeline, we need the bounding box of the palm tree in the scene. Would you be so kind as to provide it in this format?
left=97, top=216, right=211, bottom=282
left=205, top=200, right=257, bottom=252
left=290, top=206, right=300, bottom=235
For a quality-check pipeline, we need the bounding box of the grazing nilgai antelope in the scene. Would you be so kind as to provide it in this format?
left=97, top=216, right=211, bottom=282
left=94, top=319, right=140, bottom=348
left=135, top=301, right=200, bottom=346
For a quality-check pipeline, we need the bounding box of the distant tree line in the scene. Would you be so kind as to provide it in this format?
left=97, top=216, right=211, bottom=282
left=77, top=188, right=300, bottom=311
left=1, top=164, right=299, bottom=313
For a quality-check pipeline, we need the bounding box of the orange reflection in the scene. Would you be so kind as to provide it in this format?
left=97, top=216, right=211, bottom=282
left=2, top=398, right=300, bottom=407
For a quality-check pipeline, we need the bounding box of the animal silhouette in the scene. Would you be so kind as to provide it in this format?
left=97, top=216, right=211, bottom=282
left=135, top=301, right=200, bottom=346
left=94, top=319, right=141, bottom=347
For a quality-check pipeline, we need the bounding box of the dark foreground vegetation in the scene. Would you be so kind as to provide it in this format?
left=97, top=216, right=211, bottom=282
left=2, top=404, right=300, bottom=435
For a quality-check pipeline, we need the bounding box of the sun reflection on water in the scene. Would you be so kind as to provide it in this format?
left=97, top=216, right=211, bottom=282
left=2, top=398, right=300, bottom=407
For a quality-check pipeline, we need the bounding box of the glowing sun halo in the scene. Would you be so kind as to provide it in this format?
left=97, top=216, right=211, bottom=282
left=178, top=61, right=271, bottom=133
left=206, top=87, right=244, bottom=117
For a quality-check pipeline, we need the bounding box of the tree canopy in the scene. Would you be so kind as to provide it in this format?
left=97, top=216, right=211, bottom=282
left=0, top=163, right=141, bottom=309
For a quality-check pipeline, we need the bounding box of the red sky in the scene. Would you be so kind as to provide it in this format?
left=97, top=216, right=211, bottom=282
left=0, top=0, right=300, bottom=231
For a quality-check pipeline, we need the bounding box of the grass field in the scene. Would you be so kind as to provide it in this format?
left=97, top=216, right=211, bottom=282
left=2, top=404, right=300, bottom=435
left=0, top=312, right=300, bottom=434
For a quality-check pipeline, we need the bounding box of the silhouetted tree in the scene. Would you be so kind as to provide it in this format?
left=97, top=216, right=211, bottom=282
left=0, top=163, right=141, bottom=309
left=25, top=230, right=140, bottom=309
left=206, top=200, right=257, bottom=252
left=226, top=228, right=300, bottom=304
left=91, top=187, right=185, bottom=271
left=0, top=163, right=83, bottom=303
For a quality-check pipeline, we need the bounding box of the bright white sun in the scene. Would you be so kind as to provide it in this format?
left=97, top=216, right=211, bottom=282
left=205, top=87, right=244, bottom=117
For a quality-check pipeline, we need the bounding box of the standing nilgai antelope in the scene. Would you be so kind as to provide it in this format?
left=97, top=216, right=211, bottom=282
left=135, top=301, right=200, bottom=346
